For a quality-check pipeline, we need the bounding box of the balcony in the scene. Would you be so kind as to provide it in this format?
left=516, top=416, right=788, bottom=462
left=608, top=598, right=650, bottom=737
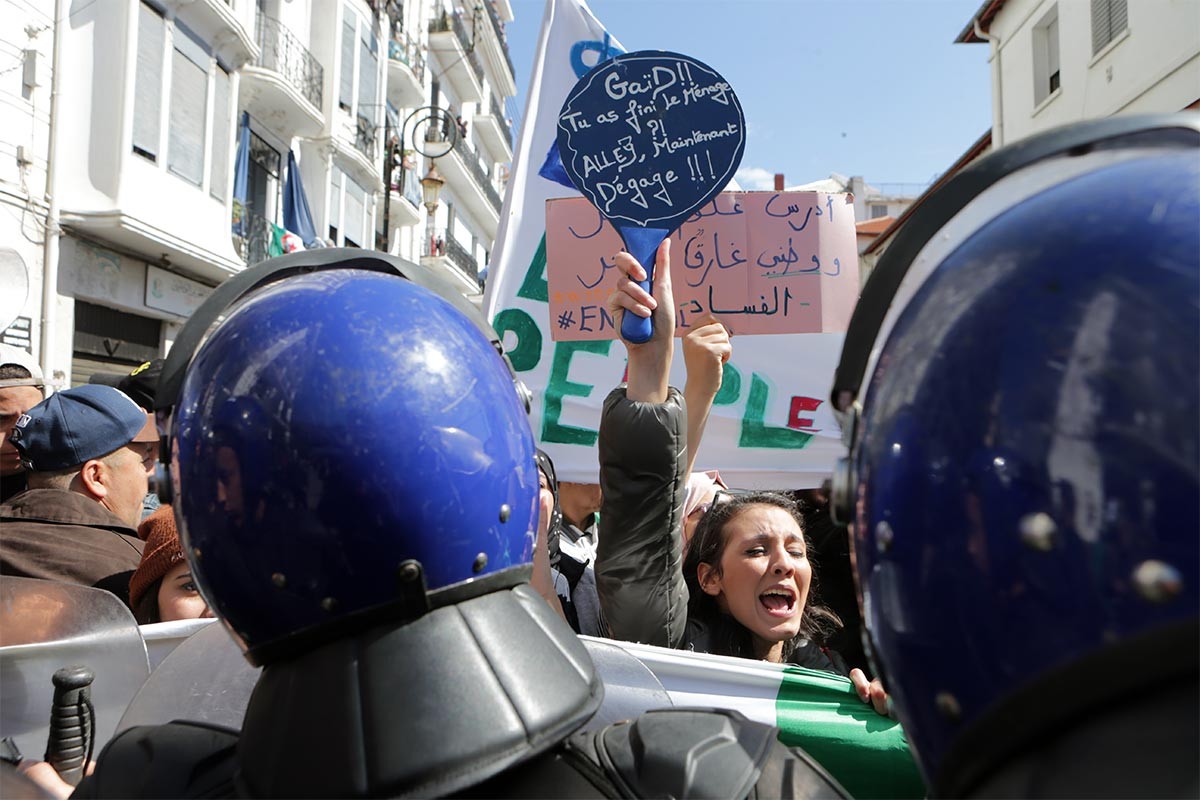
left=491, top=0, right=514, bottom=23
left=354, top=115, right=378, bottom=163
left=421, top=229, right=484, bottom=295
left=428, top=12, right=483, bottom=103
left=438, top=135, right=501, bottom=236
left=233, top=208, right=275, bottom=267
left=385, top=165, right=422, bottom=231
left=240, top=14, right=325, bottom=137
left=387, top=31, right=426, bottom=109
left=471, top=1, right=516, bottom=96
left=160, top=0, right=257, bottom=68
left=473, top=93, right=513, bottom=160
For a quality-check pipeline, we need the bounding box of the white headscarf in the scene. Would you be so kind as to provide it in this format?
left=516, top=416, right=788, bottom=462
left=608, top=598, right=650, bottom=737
left=682, top=470, right=727, bottom=520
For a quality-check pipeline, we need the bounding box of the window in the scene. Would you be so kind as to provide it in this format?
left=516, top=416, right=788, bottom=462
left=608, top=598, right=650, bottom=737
left=339, top=17, right=355, bottom=110
left=247, top=131, right=281, bottom=219
left=168, top=25, right=209, bottom=186
left=1091, top=0, right=1127, bottom=55
left=344, top=177, right=366, bottom=247
left=870, top=204, right=888, bottom=219
left=132, top=4, right=164, bottom=160
left=132, top=4, right=231, bottom=198
left=357, top=21, right=378, bottom=121
left=1033, top=6, right=1061, bottom=106
left=328, top=168, right=367, bottom=247
left=329, top=168, right=342, bottom=240
left=210, top=67, right=231, bottom=200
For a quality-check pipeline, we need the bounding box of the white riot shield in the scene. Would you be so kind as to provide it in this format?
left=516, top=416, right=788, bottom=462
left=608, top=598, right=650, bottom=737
left=116, top=623, right=673, bottom=738
left=0, top=578, right=150, bottom=760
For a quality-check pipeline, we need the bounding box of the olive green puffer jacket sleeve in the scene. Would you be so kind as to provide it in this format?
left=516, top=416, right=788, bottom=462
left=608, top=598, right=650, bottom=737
left=596, top=384, right=688, bottom=648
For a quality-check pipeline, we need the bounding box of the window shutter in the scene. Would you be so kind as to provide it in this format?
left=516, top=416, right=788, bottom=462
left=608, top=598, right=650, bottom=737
left=133, top=3, right=164, bottom=159
left=344, top=177, right=366, bottom=245
left=210, top=67, right=231, bottom=201
left=1110, top=0, right=1128, bottom=41
left=339, top=17, right=355, bottom=110
left=330, top=168, right=343, bottom=240
left=358, top=24, right=378, bottom=121
left=168, top=28, right=210, bottom=186
left=1092, top=0, right=1126, bottom=54
left=1091, top=0, right=1109, bottom=54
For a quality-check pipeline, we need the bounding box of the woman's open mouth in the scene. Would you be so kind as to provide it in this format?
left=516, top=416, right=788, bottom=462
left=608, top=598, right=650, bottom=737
left=759, top=587, right=796, bottom=618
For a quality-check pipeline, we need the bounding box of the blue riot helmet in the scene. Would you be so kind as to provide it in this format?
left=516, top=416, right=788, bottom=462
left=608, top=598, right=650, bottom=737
left=829, top=116, right=1200, bottom=797
left=157, top=251, right=539, bottom=664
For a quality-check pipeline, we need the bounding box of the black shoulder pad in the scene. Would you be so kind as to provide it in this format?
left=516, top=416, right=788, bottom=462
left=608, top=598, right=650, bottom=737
left=580, top=708, right=848, bottom=800
left=72, top=721, right=239, bottom=799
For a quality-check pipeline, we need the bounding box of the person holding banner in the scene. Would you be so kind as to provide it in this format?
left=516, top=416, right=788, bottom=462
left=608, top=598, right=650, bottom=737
left=596, top=241, right=886, bottom=714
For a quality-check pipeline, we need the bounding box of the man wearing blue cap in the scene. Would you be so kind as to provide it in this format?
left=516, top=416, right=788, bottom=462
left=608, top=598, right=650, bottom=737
left=0, top=384, right=157, bottom=606
left=0, top=345, right=46, bottom=503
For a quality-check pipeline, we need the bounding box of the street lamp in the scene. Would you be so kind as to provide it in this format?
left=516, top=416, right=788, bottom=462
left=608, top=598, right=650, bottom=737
left=380, top=105, right=458, bottom=252
left=420, top=162, right=445, bottom=217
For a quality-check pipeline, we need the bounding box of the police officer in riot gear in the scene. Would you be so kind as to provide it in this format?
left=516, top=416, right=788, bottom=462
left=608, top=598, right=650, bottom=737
left=830, top=115, right=1199, bottom=798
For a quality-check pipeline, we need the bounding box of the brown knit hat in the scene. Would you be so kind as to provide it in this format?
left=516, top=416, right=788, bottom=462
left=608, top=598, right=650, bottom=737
left=130, top=505, right=186, bottom=611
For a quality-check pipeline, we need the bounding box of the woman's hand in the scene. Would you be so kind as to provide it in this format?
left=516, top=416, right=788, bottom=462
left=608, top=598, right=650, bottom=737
left=607, top=240, right=674, bottom=403
left=682, top=315, right=731, bottom=398
left=850, top=668, right=891, bottom=717
left=681, top=314, right=731, bottom=475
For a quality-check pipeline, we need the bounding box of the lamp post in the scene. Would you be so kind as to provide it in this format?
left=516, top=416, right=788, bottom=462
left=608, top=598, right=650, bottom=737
left=380, top=105, right=457, bottom=253
left=420, top=161, right=445, bottom=258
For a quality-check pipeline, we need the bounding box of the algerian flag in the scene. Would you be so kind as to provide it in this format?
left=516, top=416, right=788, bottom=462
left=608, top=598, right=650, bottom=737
left=599, top=639, right=926, bottom=800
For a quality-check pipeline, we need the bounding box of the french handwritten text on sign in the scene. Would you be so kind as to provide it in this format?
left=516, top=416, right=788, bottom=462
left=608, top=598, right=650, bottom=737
left=557, top=51, right=745, bottom=229
left=545, top=191, right=860, bottom=340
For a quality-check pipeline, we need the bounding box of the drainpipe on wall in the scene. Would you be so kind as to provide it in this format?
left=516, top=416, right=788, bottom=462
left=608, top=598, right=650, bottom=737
left=39, top=0, right=66, bottom=392
left=974, top=19, right=1004, bottom=148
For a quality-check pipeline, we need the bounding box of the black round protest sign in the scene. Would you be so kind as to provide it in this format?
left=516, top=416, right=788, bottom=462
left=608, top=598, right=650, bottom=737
left=556, top=50, right=746, bottom=231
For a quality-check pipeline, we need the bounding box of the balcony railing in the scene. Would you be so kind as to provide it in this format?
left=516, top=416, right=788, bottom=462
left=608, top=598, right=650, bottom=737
left=452, top=135, right=502, bottom=212
left=355, top=116, right=378, bottom=162
left=234, top=208, right=274, bottom=266
left=254, top=14, right=323, bottom=110
left=424, top=230, right=481, bottom=285
left=390, top=163, right=423, bottom=209
left=388, top=30, right=426, bottom=83
left=489, top=94, right=512, bottom=148
left=430, top=12, right=484, bottom=86
left=481, top=1, right=515, bottom=79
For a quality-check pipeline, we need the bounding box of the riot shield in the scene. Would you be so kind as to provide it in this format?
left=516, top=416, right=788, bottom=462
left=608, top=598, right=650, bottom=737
left=116, top=619, right=259, bottom=734
left=116, top=623, right=672, bottom=738
left=0, top=578, right=150, bottom=760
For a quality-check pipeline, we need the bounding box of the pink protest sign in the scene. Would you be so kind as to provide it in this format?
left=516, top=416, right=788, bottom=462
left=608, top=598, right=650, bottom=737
left=544, top=191, right=860, bottom=340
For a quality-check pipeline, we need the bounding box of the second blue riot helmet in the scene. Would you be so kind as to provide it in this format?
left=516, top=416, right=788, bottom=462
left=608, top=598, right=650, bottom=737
left=160, top=253, right=538, bottom=664
left=830, top=116, right=1200, bottom=797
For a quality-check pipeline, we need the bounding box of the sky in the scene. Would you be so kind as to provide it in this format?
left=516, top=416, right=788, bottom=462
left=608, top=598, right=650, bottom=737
left=505, top=0, right=993, bottom=192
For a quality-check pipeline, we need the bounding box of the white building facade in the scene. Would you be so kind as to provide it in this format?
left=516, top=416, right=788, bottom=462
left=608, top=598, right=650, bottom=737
left=958, top=0, right=1200, bottom=147
left=0, top=0, right=516, bottom=389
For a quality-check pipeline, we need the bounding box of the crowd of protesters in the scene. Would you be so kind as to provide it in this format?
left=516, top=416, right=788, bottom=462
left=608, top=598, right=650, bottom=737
left=0, top=244, right=874, bottom=687
left=0, top=353, right=209, bottom=624
left=0, top=242, right=886, bottom=800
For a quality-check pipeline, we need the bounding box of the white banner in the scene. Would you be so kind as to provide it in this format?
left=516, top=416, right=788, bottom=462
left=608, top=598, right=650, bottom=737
left=485, top=0, right=846, bottom=487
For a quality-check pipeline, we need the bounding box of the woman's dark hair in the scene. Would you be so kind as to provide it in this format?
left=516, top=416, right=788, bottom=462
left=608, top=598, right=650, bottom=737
left=682, top=491, right=841, bottom=662
left=133, top=577, right=164, bottom=625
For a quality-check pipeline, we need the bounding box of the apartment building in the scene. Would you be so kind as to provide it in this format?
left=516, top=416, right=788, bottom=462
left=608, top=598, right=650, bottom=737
left=859, top=0, right=1198, bottom=286
left=957, top=0, right=1199, bottom=146
left=0, top=0, right=516, bottom=388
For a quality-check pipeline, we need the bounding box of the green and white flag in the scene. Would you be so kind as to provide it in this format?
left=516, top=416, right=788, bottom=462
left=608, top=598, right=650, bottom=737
left=598, top=639, right=926, bottom=800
